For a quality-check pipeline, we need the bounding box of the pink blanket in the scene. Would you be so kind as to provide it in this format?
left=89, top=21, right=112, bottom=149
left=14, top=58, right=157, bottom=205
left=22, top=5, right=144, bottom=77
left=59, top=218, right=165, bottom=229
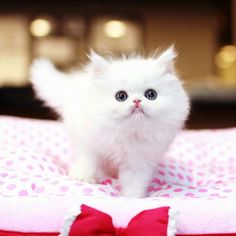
left=0, top=116, right=236, bottom=234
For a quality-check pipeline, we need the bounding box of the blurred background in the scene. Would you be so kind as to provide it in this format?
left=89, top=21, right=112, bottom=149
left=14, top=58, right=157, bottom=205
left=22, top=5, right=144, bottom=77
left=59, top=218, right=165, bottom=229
left=0, top=0, right=236, bottom=129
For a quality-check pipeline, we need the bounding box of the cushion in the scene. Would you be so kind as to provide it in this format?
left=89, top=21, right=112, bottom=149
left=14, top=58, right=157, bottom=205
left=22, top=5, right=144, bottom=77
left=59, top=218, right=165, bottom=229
left=1, top=115, right=236, bottom=235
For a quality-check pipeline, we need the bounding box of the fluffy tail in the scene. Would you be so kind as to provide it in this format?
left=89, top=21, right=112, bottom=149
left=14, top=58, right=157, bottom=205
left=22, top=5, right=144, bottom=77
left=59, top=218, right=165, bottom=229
left=30, top=59, right=69, bottom=113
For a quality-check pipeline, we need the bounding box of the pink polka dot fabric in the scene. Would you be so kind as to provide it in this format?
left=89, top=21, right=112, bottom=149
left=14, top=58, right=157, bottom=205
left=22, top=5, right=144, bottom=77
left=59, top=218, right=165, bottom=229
left=0, top=116, right=117, bottom=198
left=2, top=116, right=236, bottom=235
left=1, top=115, right=236, bottom=200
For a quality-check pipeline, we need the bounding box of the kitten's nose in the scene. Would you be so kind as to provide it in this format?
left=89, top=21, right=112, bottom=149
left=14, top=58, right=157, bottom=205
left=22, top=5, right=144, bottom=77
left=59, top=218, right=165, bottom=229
left=133, top=99, right=141, bottom=108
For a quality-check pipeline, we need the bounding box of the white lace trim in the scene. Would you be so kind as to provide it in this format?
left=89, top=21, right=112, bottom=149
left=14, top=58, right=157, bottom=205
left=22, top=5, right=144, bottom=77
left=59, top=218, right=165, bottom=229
left=59, top=207, right=81, bottom=236
left=167, top=208, right=178, bottom=236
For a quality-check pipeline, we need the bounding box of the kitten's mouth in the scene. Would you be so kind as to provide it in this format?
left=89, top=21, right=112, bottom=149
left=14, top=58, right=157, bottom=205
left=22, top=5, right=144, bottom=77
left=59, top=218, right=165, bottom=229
left=131, top=107, right=145, bottom=114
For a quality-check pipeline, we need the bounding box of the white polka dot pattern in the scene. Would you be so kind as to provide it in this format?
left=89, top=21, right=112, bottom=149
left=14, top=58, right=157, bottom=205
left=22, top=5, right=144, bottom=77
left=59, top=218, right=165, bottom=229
left=1, top=115, right=236, bottom=199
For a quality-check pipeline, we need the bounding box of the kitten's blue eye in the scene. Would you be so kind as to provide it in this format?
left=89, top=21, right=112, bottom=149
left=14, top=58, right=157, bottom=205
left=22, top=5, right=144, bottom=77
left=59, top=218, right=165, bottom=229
left=115, top=90, right=128, bottom=102
left=144, top=89, right=157, bottom=100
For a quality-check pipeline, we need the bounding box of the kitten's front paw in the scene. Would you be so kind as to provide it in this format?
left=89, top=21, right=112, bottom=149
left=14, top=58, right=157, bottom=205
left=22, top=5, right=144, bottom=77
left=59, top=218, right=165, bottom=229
left=69, top=166, right=96, bottom=184
left=120, top=185, right=147, bottom=198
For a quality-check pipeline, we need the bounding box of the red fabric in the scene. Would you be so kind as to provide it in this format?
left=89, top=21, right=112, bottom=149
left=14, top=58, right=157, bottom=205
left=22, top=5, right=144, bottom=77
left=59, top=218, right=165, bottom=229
left=69, top=204, right=170, bottom=236
left=0, top=230, right=236, bottom=236
left=1, top=230, right=236, bottom=236
left=0, top=232, right=58, bottom=236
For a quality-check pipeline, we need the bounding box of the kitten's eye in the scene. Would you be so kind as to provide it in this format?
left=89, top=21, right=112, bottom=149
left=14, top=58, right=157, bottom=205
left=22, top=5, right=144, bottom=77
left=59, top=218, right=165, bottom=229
left=144, top=89, right=157, bottom=100
left=115, top=90, right=128, bottom=102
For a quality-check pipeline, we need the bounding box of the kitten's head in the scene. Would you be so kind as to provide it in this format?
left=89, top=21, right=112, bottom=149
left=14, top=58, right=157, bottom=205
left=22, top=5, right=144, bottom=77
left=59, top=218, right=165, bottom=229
left=31, top=46, right=190, bottom=132
left=87, top=46, right=190, bottom=130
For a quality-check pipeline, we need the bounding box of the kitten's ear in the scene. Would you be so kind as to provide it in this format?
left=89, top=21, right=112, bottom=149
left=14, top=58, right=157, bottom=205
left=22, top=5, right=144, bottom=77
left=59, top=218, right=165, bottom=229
left=156, top=45, right=177, bottom=74
left=88, top=50, right=109, bottom=77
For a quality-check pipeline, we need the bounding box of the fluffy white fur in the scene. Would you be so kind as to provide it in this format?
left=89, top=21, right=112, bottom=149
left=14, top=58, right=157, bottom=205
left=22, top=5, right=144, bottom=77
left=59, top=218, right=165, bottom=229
left=30, top=47, right=190, bottom=198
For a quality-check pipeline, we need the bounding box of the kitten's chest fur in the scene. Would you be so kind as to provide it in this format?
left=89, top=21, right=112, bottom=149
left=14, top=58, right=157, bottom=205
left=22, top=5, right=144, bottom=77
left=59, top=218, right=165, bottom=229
left=94, top=122, right=168, bottom=169
left=97, top=127, right=154, bottom=177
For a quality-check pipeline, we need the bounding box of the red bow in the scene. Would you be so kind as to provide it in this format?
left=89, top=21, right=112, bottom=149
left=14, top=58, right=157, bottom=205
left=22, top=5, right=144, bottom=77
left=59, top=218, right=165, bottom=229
left=69, top=204, right=170, bottom=236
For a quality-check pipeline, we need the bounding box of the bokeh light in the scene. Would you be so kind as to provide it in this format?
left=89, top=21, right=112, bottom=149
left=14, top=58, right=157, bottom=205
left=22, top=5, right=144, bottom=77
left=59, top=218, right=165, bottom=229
left=30, top=18, right=52, bottom=37
left=215, top=45, right=236, bottom=69
left=104, top=20, right=127, bottom=38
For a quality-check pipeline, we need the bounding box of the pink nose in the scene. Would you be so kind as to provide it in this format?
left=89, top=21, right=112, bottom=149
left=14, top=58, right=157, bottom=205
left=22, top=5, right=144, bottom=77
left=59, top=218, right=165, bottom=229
left=133, top=99, right=141, bottom=108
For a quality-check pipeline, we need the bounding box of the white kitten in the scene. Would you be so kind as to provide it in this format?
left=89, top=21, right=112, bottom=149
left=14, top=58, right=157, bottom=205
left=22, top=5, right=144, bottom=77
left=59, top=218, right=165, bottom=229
left=31, top=46, right=190, bottom=198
